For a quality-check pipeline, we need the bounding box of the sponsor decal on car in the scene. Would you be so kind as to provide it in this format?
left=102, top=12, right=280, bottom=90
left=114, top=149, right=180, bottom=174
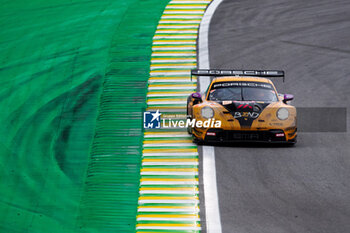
left=234, top=112, right=260, bottom=119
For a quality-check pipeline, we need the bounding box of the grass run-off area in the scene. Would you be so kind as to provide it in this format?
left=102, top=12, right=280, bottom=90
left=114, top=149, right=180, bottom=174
left=0, top=0, right=167, bottom=232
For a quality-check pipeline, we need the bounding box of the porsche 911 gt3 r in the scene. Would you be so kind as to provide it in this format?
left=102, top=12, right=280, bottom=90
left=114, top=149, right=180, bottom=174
left=187, top=69, right=297, bottom=144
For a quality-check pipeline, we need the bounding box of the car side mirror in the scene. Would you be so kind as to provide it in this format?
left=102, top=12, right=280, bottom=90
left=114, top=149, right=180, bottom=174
left=191, top=92, right=203, bottom=105
left=283, top=94, right=294, bottom=104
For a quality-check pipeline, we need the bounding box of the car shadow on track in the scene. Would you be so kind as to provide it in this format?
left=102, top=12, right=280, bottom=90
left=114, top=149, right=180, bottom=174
left=197, top=141, right=296, bottom=148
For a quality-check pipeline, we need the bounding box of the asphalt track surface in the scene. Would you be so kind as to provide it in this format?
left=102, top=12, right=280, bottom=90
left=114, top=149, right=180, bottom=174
left=205, top=0, right=350, bottom=232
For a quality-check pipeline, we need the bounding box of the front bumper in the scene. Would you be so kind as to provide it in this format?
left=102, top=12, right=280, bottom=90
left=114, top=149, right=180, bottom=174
left=202, top=128, right=295, bottom=143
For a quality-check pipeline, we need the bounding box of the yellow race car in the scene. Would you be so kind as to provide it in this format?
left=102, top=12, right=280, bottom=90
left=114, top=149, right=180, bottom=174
left=187, top=69, right=297, bottom=144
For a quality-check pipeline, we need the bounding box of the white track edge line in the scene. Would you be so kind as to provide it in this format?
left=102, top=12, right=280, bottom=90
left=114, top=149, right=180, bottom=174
left=199, top=0, right=224, bottom=233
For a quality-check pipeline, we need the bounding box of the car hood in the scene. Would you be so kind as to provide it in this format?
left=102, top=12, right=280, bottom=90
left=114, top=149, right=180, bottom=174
left=212, top=100, right=274, bottom=127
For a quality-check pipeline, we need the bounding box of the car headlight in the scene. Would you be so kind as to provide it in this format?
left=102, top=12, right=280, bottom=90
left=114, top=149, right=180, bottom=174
left=276, top=108, right=289, bottom=120
left=201, top=106, right=214, bottom=119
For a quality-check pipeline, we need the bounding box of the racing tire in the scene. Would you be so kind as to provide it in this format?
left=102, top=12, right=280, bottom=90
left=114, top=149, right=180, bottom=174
left=187, top=120, right=192, bottom=135
left=186, top=96, right=192, bottom=135
left=193, top=137, right=204, bottom=145
left=286, top=136, right=297, bottom=146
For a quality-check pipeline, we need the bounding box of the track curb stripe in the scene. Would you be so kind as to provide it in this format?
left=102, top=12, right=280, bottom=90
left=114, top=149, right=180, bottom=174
left=136, top=0, right=212, bottom=232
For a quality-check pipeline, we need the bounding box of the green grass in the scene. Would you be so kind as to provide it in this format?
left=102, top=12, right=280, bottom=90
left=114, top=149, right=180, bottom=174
left=0, top=0, right=168, bottom=232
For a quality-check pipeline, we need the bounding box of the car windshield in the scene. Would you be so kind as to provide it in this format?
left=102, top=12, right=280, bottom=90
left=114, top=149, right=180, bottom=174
left=208, top=82, right=278, bottom=102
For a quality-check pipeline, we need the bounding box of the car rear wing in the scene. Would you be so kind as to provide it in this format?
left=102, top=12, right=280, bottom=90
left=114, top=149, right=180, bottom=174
left=191, top=69, right=285, bottom=82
